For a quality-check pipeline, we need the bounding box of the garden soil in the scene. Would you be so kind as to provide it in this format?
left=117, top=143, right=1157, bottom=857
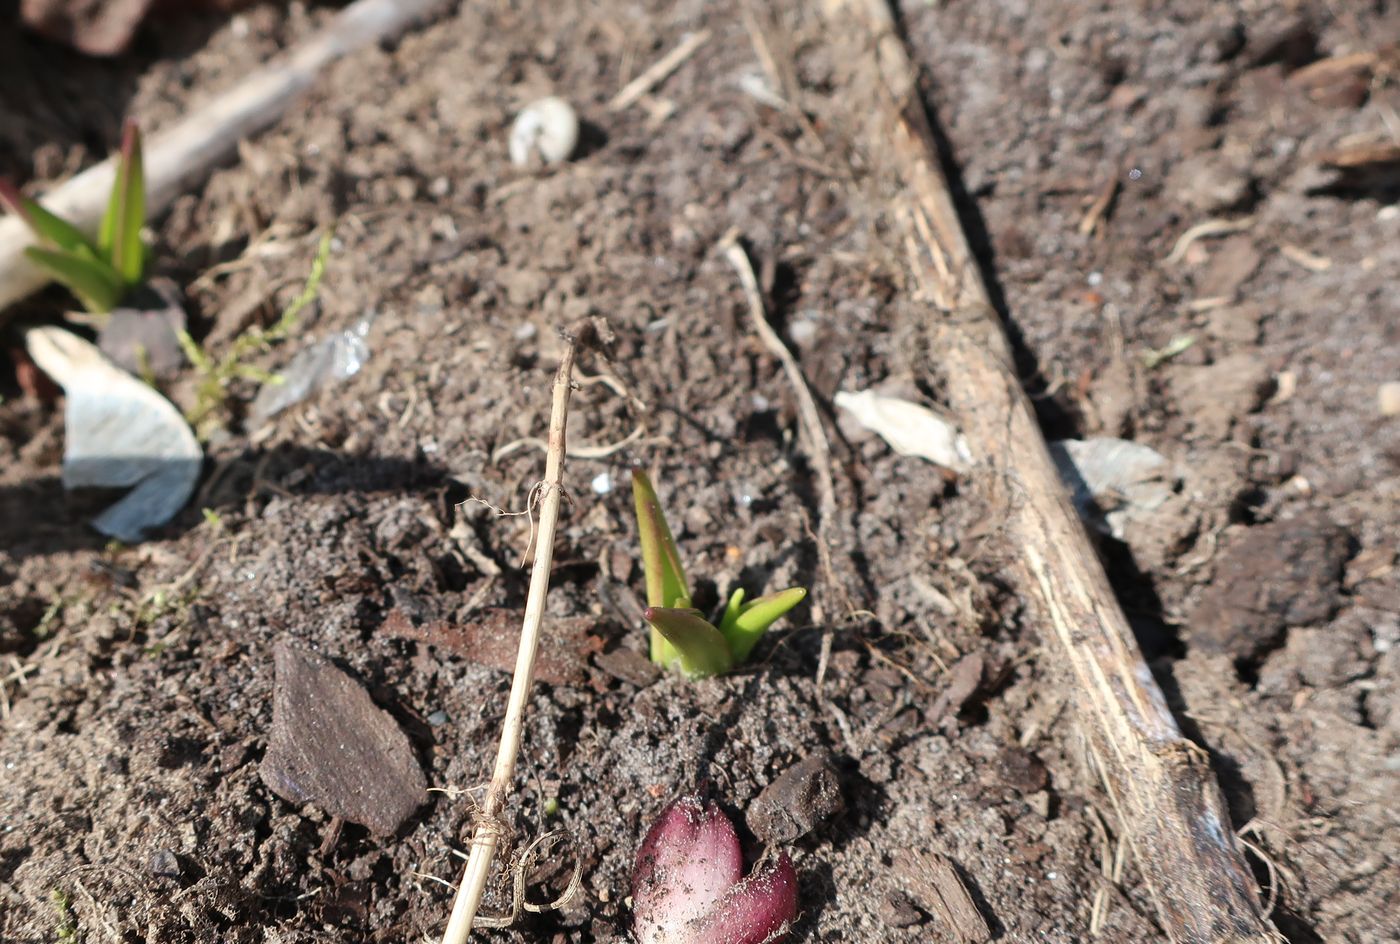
left=1, top=1, right=1397, bottom=941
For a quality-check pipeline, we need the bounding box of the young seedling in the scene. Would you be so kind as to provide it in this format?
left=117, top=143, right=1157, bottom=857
left=177, top=229, right=334, bottom=437
left=632, top=469, right=806, bottom=678
left=633, top=793, right=798, bottom=944
left=0, top=119, right=146, bottom=313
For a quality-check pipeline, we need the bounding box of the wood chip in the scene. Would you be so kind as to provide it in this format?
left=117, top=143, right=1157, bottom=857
left=260, top=640, right=426, bottom=835
left=1316, top=141, right=1400, bottom=169
left=894, top=850, right=992, bottom=943
left=929, top=652, right=986, bottom=723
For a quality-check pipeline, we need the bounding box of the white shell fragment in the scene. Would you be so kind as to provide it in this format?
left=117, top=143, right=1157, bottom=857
left=834, top=389, right=972, bottom=473
left=25, top=326, right=202, bottom=543
left=1048, top=437, right=1174, bottom=542
left=251, top=314, right=374, bottom=422
left=508, top=96, right=579, bottom=167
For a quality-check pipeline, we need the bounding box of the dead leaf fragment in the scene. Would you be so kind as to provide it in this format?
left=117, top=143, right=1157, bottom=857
left=1051, top=437, right=1200, bottom=570
left=24, top=325, right=201, bottom=542
left=384, top=608, right=603, bottom=687
left=834, top=388, right=971, bottom=472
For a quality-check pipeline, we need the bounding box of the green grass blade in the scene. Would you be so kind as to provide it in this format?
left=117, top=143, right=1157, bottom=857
left=23, top=246, right=123, bottom=313
left=645, top=607, right=734, bottom=678
left=1, top=180, right=95, bottom=255
left=631, top=469, right=690, bottom=608
left=101, top=121, right=146, bottom=284
left=722, top=586, right=807, bottom=662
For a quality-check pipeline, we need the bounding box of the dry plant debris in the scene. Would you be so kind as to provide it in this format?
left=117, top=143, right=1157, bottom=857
left=382, top=607, right=603, bottom=688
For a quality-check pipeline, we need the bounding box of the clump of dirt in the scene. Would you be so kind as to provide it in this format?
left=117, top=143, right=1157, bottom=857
left=3, top=1, right=1399, bottom=942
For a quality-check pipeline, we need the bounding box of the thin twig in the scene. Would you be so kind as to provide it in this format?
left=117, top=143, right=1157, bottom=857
left=1162, top=215, right=1256, bottom=266
left=736, top=1, right=826, bottom=151
left=439, top=341, right=577, bottom=943
left=491, top=424, right=664, bottom=463
left=719, top=231, right=844, bottom=686
left=1078, top=175, right=1121, bottom=238
left=609, top=31, right=711, bottom=111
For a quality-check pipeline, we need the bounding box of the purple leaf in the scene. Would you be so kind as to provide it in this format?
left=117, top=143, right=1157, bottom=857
left=688, top=852, right=798, bottom=944
left=634, top=796, right=742, bottom=944
left=633, top=794, right=799, bottom=944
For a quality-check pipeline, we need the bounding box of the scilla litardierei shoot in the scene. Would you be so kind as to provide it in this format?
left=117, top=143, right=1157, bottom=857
left=0, top=119, right=147, bottom=314
left=633, top=793, right=798, bottom=944
left=632, top=469, right=806, bottom=678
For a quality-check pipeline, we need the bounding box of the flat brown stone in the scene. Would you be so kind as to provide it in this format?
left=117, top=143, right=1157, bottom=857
left=260, top=640, right=426, bottom=835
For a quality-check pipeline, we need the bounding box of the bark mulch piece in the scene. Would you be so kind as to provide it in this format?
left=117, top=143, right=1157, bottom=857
left=260, top=639, right=426, bottom=836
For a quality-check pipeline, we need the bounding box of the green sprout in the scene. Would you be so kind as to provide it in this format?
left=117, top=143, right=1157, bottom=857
left=0, top=119, right=146, bottom=314
left=177, top=229, right=333, bottom=437
left=632, top=469, right=806, bottom=678
left=50, top=887, right=78, bottom=943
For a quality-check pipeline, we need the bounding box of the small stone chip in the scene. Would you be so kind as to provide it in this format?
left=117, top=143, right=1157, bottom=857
left=747, top=751, right=844, bottom=844
left=260, top=641, right=426, bottom=835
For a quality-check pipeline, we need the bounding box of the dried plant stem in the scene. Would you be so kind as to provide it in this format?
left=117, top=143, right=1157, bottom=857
left=608, top=30, right=711, bottom=111
left=440, top=343, right=576, bottom=944
left=719, top=232, right=844, bottom=681
left=833, top=1, right=1276, bottom=941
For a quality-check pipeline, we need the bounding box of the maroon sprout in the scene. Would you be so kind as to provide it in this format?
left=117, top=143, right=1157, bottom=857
left=632, top=794, right=798, bottom=944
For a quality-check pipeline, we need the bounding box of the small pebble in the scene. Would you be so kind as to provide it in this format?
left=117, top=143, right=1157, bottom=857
left=591, top=472, right=613, bottom=495
left=149, top=849, right=182, bottom=878
left=1379, top=381, right=1400, bottom=417
left=509, top=96, right=579, bottom=167
left=426, top=710, right=449, bottom=728
left=787, top=318, right=819, bottom=347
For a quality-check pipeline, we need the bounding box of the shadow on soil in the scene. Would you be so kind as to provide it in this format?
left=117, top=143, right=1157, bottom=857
left=0, top=444, right=447, bottom=560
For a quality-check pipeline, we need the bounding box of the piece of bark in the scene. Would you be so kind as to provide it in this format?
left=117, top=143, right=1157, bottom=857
left=929, top=652, right=985, bottom=723
left=830, top=3, right=1274, bottom=941
left=894, top=850, right=991, bottom=944
left=260, top=640, right=426, bottom=835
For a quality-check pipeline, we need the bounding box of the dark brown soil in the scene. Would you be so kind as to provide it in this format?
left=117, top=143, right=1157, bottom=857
left=3, top=2, right=1398, bottom=942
